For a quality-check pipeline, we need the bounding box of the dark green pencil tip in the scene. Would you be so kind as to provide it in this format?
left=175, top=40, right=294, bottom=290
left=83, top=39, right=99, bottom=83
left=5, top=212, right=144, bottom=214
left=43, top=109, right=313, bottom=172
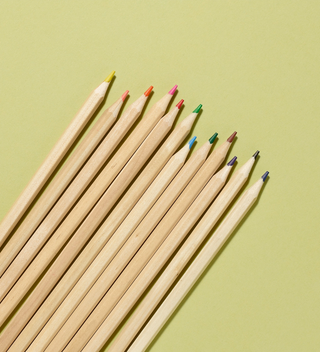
left=193, top=104, right=202, bottom=113
left=209, top=133, right=218, bottom=144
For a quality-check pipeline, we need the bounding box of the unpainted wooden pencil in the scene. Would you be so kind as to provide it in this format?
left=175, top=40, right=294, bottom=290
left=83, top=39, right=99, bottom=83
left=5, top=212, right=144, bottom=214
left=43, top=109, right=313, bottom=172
left=0, top=72, right=115, bottom=247
left=0, top=98, right=182, bottom=351
left=126, top=172, right=269, bottom=352
left=13, top=101, right=199, bottom=352
left=105, top=153, right=258, bottom=352
left=0, top=91, right=127, bottom=276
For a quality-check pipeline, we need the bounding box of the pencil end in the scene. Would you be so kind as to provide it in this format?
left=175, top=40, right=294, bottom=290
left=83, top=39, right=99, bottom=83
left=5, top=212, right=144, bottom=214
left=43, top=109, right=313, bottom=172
left=188, top=136, right=197, bottom=149
left=168, top=85, right=178, bottom=95
left=227, top=156, right=237, bottom=166
left=252, top=150, right=260, bottom=159
left=261, top=171, right=269, bottom=182
left=105, top=71, right=115, bottom=82
left=122, top=90, right=129, bottom=102
left=209, top=133, right=218, bottom=144
left=176, top=99, right=184, bottom=109
left=144, top=86, right=153, bottom=97
left=227, top=131, right=237, bottom=143
left=192, top=104, right=202, bottom=114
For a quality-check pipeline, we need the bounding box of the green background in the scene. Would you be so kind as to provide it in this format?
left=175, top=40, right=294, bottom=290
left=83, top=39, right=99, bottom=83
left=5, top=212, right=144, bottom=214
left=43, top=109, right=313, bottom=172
left=0, top=1, right=319, bottom=351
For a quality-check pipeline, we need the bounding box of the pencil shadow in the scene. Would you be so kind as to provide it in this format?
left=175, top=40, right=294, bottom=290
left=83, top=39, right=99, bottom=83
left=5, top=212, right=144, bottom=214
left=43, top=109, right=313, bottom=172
left=145, top=174, right=269, bottom=351
left=0, top=77, right=117, bottom=252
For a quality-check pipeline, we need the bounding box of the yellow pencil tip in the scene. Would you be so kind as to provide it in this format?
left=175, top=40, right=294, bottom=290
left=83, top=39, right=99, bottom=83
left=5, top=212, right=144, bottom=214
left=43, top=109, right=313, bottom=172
left=105, top=71, right=116, bottom=82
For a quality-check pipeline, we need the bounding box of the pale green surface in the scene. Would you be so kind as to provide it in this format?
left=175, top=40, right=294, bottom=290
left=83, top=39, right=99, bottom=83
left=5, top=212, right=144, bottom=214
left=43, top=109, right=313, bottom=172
left=0, top=1, right=319, bottom=351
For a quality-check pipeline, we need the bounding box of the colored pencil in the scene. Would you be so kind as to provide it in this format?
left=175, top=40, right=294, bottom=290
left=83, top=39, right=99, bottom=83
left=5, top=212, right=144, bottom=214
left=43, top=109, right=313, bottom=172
left=14, top=102, right=198, bottom=352
left=45, top=122, right=212, bottom=352
left=126, top=172, right=269, bottom=352
left=62, top=135, right=235, bottom=352
left=0, top=98, right=182, bottom=351
left=105, top=153, right=259, bottom=352
left=0, top=85, right=151, bottom=302
left=0, top=91, right=127, bottom=276
left=0, top=72, right=114, bottom=247
left=0, top=85, right=173, bottom=326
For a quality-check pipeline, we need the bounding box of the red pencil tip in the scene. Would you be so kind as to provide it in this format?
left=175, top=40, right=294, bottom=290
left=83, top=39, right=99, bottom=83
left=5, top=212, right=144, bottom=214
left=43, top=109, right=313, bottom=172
left=227, top=131, right=237, bottom=143
left=168, top=85, right=178, bottom=95
left=121, top=90, right=129, bottom=101
left=144, top=86, right=153, bottom=97
left=176, top=99, right=184, bottom=109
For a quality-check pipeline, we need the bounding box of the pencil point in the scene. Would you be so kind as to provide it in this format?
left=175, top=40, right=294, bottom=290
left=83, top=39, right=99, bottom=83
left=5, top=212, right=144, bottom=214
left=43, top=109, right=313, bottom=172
left=252, top=150, right=260, bottom=159
left=105, top=71, right=115, bottom=82
left=262, top=171, right=269, bottom=182
left=168, top=85, right=178, bottom=95
left=144, top=86, right=153, bottom=97
left=176, top=99, right=184, bottom=109
left=209, top=133, right=218, bottom=144
left=193, top=104, right=202, bottom=113
left=227, top=156, right=237, bottom=166
left=227, top=131, right=237, bottom=143
left=122, top=90, right=129, bottom=102
left=188, top=136, right=197, bottom=149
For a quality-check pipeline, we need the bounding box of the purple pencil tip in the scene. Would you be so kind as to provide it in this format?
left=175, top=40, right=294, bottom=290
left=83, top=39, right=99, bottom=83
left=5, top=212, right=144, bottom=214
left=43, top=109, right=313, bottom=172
left=262, top=171, right=269, bottom=182
left=227, top=156, right=237, bottom=166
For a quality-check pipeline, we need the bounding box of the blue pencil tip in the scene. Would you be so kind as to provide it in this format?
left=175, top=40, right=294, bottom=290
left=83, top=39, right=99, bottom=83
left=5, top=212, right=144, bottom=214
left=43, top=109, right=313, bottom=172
left=188, top=136, right=197, bottom=149
left=261, top=171, right=269, bottom=182
left=227, top=156, right=237, bottom=166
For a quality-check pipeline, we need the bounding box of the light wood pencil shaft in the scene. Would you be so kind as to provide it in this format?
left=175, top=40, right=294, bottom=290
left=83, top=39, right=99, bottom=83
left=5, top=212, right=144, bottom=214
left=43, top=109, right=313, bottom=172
left=45, top=138, right=211, bottom=352
left=127, top=177, right=266, bottom=352
left=106, top=156, right=256, bottom=352
left=61, top=138, right=233, bottom=352
left=30, top=141, right=191, bottom=352
left=0, top=105, right=179, bottom=351
left=0, top=96, right=124, bottom=276
left=0, top=92, right=146, bottom=300
left=0, top=92, right=169, bottom=327
left=15, top=111, right=196, bottom=352
left=0, top=80, right=110, bottom=247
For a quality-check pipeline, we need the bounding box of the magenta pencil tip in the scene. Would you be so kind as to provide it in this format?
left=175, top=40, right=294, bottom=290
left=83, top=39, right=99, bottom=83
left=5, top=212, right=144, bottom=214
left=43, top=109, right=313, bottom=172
left=168, top=85, right=178, bottom=95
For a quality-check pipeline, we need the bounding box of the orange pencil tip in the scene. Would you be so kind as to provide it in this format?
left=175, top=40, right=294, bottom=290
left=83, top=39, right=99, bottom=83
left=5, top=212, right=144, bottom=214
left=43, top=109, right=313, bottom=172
left=122, top=90, right=129, bottom=101
left=144, top=86, right=153, bottom=97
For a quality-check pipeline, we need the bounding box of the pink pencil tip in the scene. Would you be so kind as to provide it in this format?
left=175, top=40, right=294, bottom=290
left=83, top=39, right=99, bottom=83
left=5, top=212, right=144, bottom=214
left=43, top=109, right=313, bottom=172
left=168, top=85, right=178, bottom=95
left=121, top=90, right=129, bottom=101
left=176, top=99, right=184, bottom=109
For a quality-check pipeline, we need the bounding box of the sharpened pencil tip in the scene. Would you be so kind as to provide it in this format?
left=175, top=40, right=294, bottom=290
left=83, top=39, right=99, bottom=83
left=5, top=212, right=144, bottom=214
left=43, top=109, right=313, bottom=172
left=168, top=85, right=178, bottom=95
left=176, top=99, right=184, bottom=109
left=253, top=150, right=260, bottom=159
left=209, top=133, right=218, bottom=144
left=262, top=171, right=269, bottom=182
left=227, top=156, right=237, bottom=166
left=122, top=90, right=129, bottom=101
left=188, top=136, right=197, bottom=149
left=144, top=86, right=153, bottom=97
left=227, top=131, right=237, bottom=143
left=193, top=104, right=202, bottom=113
left=105, top=71, right=115, bottom=82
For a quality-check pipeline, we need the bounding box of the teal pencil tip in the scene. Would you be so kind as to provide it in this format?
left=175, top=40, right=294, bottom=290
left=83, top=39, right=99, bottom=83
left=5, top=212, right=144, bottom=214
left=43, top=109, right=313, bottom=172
left=188, top=136, right=197, bottom=149
left=192, top=104, right=202, bottom=113
left=209, top=133, right=218, bottom=144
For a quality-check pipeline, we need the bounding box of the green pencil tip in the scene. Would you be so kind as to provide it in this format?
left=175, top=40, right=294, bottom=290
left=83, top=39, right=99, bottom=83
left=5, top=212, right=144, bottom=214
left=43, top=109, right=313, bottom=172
left=193, top=104, right=202, bottom=113
left=209, top=133, right=218, bottom=144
